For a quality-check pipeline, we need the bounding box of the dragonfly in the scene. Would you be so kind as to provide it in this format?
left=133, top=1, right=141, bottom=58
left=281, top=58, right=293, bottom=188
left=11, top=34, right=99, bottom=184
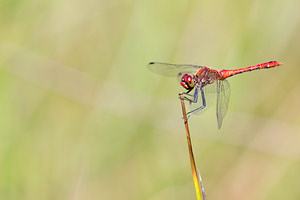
left=148, top=61, right=283, bottom=129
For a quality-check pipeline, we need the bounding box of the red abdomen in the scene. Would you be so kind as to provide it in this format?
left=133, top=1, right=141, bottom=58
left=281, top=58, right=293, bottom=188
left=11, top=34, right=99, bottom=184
left=219, top=61, right=283, bottom=79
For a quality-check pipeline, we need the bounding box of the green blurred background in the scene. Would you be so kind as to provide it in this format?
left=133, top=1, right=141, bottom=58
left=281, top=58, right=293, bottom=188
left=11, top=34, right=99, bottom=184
left=0, top=0, right=299, bottom=199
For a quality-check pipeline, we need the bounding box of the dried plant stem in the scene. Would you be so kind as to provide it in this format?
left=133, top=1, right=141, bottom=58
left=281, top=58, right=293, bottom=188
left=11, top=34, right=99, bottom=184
left=179, top=94, right=206, bottom=200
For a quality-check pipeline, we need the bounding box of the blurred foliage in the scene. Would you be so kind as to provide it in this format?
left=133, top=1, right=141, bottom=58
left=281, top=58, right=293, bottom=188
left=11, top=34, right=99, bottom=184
left=0, top=0, right=299, bottom=199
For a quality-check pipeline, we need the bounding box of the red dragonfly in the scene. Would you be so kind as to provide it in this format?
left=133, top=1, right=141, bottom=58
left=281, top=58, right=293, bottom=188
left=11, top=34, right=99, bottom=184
left=148, top=61, right=283, bottom=129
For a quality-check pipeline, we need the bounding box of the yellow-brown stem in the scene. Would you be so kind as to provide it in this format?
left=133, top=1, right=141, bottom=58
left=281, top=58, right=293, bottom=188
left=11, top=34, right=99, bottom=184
left=179, top=94, right=202, bottom=200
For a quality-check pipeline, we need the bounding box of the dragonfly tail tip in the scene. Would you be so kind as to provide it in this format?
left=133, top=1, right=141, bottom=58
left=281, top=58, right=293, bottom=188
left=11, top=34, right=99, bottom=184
left=277, top=62, right=284, bottom=66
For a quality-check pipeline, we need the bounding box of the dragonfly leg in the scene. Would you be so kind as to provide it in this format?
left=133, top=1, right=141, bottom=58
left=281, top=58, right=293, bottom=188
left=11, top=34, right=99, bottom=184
left=179, top=88, right=199, bottom=103
left=186, top=89, right=206, bottom=119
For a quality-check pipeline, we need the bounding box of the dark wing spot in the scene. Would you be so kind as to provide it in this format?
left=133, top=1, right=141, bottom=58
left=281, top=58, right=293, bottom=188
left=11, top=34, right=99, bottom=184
left=149, top=62, right=155, bottom=65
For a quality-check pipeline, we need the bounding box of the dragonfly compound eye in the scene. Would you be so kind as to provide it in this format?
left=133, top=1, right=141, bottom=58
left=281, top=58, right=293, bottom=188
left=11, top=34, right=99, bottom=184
left=180, top=74, right=195, bottom=90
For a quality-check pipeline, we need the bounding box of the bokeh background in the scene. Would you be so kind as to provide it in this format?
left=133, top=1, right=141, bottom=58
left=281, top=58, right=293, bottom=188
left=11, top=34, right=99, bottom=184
left=0, top=0, right=299, bottom=199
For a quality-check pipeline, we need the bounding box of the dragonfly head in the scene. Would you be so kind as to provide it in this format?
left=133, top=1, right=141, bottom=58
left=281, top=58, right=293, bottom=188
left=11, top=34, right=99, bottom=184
left=180, top=74, right=195, bottom=90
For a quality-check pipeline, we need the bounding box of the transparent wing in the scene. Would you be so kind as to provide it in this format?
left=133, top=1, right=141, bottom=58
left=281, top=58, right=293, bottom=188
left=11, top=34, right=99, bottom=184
left=216, top=79, right=231, bottom=129
left=148, top=62, right=202, bottom=77
left=203, top=81, right=218, bottom=93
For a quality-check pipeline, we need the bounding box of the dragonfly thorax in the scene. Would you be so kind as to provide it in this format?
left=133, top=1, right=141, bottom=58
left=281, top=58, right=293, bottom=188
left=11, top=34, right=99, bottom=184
left=180, top=74, right=195, bottom=90
left=195, top=68, right=219, bottom=87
